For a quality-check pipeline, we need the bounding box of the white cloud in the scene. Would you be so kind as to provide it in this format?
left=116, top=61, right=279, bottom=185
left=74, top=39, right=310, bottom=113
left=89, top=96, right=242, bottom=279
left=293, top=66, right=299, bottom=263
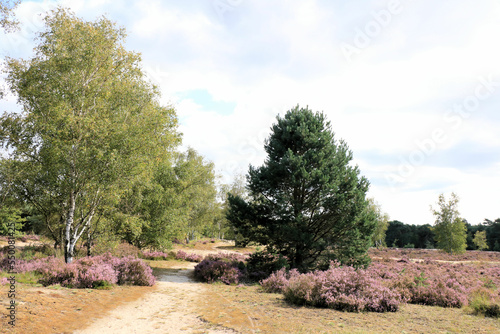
left=1, top=0, right=500, bottom=225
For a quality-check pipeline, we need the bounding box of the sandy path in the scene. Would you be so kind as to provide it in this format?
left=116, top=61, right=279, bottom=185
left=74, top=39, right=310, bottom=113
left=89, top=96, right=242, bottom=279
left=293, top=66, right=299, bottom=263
left=74, top=263, right=236, bottom=334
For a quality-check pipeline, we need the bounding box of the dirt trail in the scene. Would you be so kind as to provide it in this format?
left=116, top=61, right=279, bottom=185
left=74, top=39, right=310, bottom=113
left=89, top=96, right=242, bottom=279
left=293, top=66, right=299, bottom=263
left=74, top=263, right=236, bottom=334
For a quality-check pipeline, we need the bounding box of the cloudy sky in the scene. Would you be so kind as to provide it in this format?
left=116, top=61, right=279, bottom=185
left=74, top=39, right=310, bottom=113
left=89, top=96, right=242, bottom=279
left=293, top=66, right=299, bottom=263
left=1, top=0, right=500, bottom=226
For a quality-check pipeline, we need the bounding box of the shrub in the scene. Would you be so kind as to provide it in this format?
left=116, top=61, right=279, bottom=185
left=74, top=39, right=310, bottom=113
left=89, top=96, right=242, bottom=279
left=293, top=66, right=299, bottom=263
left=141, top=251, right=174, bottom=260
left=204, top=252, right=248, bottom=262
left=260, top=268, right=299, bottom=293
left=75, top=257, right=119, bottom=288
left=9, top=254, right=155, bottom=288
left=469, top=289, right=500, bottom=318
left=43, top=266, right=75, bottom=287
left=279, top=263, right=401, bottom=312
left=175, top=250, right=203, bottom=262
left=194, top=256, right=245, bottom=285
left=246, top=251, right=289, bottom=281
left=19, top=234, right=41, bottom=242
left=36, top=256, right=116, bottom=288
left=109, top=243, right=141, bottom=258
left=114, top=256, right=156, bottom=286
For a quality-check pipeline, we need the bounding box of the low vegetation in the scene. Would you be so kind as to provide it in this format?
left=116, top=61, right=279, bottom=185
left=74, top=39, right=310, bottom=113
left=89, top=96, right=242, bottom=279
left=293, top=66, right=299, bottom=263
left=0, top=244, right=155, bottom=288
left=188, top=246, right=500, bottom=318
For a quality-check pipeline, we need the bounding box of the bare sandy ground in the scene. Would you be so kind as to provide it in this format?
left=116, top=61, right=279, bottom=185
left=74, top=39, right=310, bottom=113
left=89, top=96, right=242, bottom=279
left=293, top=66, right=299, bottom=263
left=74, top=262, right=236, bottom=334
left=72, top=242, right=244, bottom=334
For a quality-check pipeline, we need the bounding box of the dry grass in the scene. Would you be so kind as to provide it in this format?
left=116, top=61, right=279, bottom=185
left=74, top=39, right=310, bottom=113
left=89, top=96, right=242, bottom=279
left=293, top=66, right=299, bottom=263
left=0, top=283, right=154, bottom=334
left=173, top=239, right=258, bottom=254
left=197, top=283, right=500, bottom=334
left=3, top=241, right=499, bottom=333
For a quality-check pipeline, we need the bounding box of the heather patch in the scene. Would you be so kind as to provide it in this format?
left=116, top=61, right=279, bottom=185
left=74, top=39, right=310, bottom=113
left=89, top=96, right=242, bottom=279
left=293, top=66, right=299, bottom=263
left=261, top=259, right=500, bottom=312
left=175, top=250, right=204, bottom=262
left=0, top=253, right=155, bottom=288
left=140, top=249, right=204, bottom=262
left=194, top=253, right=248, bottom=285
left=140, top=250, right=175, bottom=261
left=263, top=263, right=401, bottom=312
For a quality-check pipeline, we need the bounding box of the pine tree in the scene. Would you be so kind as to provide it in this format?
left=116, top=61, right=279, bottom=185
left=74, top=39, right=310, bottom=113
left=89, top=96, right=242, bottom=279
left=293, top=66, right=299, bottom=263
left=227, top=105, right=376, bottom=270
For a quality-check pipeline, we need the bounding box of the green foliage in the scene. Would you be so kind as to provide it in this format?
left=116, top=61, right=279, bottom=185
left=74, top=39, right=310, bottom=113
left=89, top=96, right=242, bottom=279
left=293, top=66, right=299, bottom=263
left=0, top=0, right=19, bottom=32
left=227, top=105, right=375, bottom=271
left=385, top=221, right=434, bottom=249
left=431, top=193, right=467, bottom=255
left=368, top=198, right=389, bottom=248
left=115, top=148, right=219, bottom=250
left=484, top=218, right=500, bottom=251
left=245, top=250, right=290, bottom=281
left=469, top=289, right=500, bottom=318
left=473, top=230, right=489, bottom=250
left=0, top=8, right=180, bottom=262
left=0, top=206, right=23, bottom=236
left=218, top=173, right=248, bottom=241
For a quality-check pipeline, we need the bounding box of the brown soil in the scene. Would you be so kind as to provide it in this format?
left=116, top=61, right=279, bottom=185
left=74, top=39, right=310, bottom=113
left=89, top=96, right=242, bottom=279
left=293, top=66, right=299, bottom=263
left=0, top=240, right=241, bottom=334
left=0, top=283, right=154, bottom=334
left=2, top=242, right=499, bottom=333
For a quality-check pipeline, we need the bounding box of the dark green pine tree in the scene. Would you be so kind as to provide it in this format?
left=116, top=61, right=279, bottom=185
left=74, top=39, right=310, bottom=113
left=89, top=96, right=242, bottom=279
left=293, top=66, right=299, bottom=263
left=227, top=105, right=376, bottom=271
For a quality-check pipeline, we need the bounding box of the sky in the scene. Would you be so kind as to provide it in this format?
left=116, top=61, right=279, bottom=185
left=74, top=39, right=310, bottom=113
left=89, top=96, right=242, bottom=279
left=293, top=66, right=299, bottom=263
left=1, top=0, right=500, bottom=226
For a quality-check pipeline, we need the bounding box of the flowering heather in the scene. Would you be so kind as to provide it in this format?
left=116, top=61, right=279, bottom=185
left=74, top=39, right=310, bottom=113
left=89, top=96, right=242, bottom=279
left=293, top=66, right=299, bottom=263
left=175, top=250, right=204, bottom=262
left=261, top=268, right=300, bottom=293
left=204, top=252, right=248, bottom=263
left=194, top=258, right=244, bottom=285
left=0, top=253, right=155, bottom=288
left=19, top=234, right=41, bottom=242
left=115, top=256, right=156, bottom=286
left=369, top=248, right=500, bottom=263
left=0, top=256, right=64, bottom=274
left=194, top=252, right=249, bottom=285
left=140, top=251, right=173, bottom=260
left=109, top=243, right=141, bottom=258
left=263, top=263, right=401, bottom=312
left=140, top=250, right=204, bottom=262
left=261, top=258, right=500, bottom=312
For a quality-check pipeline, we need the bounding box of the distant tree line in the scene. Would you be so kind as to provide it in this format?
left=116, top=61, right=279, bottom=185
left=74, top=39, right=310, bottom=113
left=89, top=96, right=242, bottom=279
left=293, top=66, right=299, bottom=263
left=385, top=218, right=500, bottom=251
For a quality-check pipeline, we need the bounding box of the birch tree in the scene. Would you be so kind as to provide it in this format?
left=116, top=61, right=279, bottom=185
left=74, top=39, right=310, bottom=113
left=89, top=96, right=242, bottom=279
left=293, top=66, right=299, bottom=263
left=430, top=193, right=467, bottom=255
left=0, top=8, right=179, bottom=262
left=0, top=0, right=20, bottom=32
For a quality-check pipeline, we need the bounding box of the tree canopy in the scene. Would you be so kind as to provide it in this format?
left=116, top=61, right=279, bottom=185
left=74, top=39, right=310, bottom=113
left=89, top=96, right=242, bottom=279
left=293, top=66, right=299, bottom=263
left=0, top=8, right=180, bottom=262
left=0, top=0, right=19, bottom=32
left=368, top=198, right=389, bottom=248
left=430, top=193, right=467, bottom=254
left=227, top=105, right=376, bottom=271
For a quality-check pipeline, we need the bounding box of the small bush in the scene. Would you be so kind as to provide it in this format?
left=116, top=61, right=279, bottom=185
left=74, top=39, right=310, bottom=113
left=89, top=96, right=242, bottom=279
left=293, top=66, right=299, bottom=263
left=194, top=254, right=246, bottom=285
left=141, top=251, right=174, bottom=260
left=246, top=251, right=289, bottom=281
left=19, top=234, right=41, bottom=243
left=284, top=263, right=401, bottom=312
left=204, top=252, right=248, bottom=262
left=110, top=243, right=141, bottom=258
left=76, top=258, right=118, bottom=288
left=262, top=262, right=401, bottom=312
left=469, top=289, right=500, bottom=318
left=10, top=254, right=155, bottom=288
left=115, top=256, right=156, bottom=286
left=260, top=268, right=299, bottom=293
left=175, top=250, right=203, bottom=262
